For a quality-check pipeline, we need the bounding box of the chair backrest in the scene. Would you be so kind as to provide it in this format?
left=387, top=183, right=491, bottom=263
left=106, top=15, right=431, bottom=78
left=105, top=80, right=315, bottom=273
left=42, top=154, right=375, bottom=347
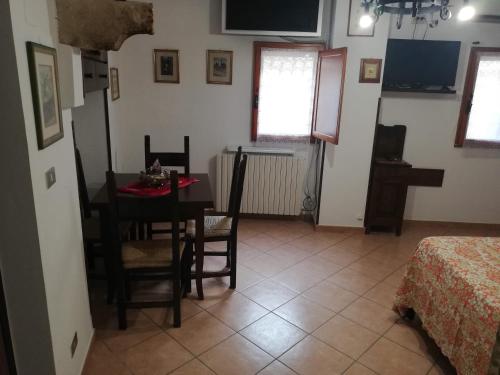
left=106, top=170, right=182, bottom=267
left=75, top=147, right=92, bottom=218
left=230, top=154, right=248, bottom=235
left=144, top=135, right=190, bottom=175
left=227, top=146, right=242, bottom=215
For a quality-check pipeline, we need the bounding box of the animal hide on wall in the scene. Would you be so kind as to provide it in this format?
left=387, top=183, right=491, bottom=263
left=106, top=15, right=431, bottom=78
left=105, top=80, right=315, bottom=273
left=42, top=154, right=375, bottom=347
left=56, top=0, right=154, bottom=51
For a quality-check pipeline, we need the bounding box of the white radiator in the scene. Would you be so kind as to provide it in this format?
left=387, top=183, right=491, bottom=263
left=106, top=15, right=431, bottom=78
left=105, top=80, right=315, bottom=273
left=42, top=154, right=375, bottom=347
left=216, top=153, right=306, bottom=216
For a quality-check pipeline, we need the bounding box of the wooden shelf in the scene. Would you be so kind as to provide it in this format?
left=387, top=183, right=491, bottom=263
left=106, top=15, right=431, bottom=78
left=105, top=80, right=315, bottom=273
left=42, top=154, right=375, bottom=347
left=382, top=87, right=457, bottom=94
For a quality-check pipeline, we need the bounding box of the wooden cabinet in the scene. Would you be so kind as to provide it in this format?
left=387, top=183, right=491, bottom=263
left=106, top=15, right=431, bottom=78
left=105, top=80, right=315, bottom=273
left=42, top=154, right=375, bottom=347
left=82, top=58, right=108, bottom=93
left=364, top=125, right=445, bottom=236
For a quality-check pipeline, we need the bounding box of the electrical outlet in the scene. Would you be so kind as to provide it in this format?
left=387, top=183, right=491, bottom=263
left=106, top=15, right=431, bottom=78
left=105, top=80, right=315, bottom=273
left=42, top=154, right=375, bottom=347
left=70, top=332, right=78, bottom=358
left=45, top=167, right=56, bottom=189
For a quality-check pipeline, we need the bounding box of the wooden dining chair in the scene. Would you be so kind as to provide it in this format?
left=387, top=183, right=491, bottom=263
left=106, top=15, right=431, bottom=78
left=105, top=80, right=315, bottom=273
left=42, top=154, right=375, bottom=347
left=185, top=150, right=247, bottom=296
left=106, top=170, right=191, bottom=329
left=144, top=135, right=190, bottom=239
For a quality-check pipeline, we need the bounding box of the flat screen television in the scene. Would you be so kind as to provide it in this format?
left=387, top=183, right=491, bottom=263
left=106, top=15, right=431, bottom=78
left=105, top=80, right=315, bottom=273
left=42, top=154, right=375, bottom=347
left=222, top=0, right=324, bottom=37
left=383, top=39, right=461, bottom=91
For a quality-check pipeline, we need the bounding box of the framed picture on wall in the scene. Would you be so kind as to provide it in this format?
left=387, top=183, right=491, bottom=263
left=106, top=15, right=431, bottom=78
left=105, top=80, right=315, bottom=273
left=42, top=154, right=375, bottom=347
left=206, top=50, right=233, bottom=85
left=348, top=0, right=375, bottom=37
left=153, top=49, right=180, bottom=83
left=26, top=42, right=64, bottom=150
left=110, top=67, right=120, bottom=101
left=359, top=58, right=382, bottom=83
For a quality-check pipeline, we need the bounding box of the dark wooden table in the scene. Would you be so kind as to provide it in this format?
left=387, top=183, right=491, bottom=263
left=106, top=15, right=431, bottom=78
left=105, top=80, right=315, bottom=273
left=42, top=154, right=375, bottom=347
left=90, top=173, right=214, bottom=299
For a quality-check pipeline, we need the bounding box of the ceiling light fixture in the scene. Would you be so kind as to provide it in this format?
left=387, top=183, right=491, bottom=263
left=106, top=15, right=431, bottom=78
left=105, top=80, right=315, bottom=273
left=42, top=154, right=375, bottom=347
left=360, top=0, right=474, bottom=30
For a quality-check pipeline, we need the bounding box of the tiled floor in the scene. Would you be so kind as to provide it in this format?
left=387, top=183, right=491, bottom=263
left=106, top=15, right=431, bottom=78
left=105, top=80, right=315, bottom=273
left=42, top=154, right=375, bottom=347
left=84, top=219, right=499, bottom=375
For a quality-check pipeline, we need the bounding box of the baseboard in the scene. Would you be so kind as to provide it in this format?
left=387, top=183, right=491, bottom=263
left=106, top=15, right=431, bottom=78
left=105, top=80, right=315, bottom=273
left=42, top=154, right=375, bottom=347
left=79, top=328, right=95, bottom=375
left=403, top=219, right=500, bottom=229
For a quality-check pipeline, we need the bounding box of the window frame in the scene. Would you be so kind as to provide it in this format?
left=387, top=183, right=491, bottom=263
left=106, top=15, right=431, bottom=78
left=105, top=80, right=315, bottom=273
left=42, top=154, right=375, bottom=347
left=455, top=47, right=500, bottom=148
left=251, top=41, right=325, bottom=142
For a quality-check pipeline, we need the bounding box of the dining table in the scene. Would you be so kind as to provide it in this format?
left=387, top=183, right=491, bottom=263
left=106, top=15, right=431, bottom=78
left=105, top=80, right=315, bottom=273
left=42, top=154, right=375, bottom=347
left=90, top=173, right=214, bottom=300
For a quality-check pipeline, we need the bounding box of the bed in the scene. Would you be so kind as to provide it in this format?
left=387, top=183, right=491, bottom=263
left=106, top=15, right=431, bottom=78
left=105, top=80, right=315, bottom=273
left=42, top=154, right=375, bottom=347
left=394, top=237, right=500, bottom=375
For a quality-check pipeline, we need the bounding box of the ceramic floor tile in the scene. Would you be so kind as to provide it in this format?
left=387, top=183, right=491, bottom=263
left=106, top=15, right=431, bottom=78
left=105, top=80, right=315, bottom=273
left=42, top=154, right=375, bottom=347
left=117, top=333, right=192, bottom=375
left=347, top=258, right=399, bottom=282
left=188, top=278, right=237, bottom=309
left=169, top=359, right=216, bottom=375
left=258, top=361, right=297, bottom=375
left=242, top=253, right=291, bottom=277
left=141, top=299, right=203, bottom=329
left=279, top=336, right=353, bottom=375
left=363, top=281, right=399, bottom=309
left=383, top=267, right=407, bottom=288
left=335, top=234, right=388, bottom=253
left=167, top=312, right=234, bottom=355
left=340, top=298, right=398, bottom=335
left=384, top=321, right=440, bottom=360
left=240, top=313, right=307, bottom=357
left=328, top=268, right=380, bottom=295
left=206, top=293, right=268, bottom=331
left=274, top=296, right=335, bottom=333
left=313, top=315, right=379, bottom=359
left=302, top=280, right=359, bottom=312
left=343, top=363, right=377, bottom=375
left=359, top=338, right=433, bottom=375
left=272, top=266, right=324, bottom=293
left=96, top=310, right=162, bottom=353
left=298, top=256, right=344, bottom=278
left=267, top=244, right=310, bottom=266
left=235, top=264, right=266, bottom=292
left=243, top=233, right=284, bottom=251
left=292, top=234, right=336, bottom=253
left=82, top=341, right=131, bottom=375
left=241, top=280, right=298, bottom=310
left=317, top=246, right=364, bottom=267
left=199, top=334, right=273, bottom=375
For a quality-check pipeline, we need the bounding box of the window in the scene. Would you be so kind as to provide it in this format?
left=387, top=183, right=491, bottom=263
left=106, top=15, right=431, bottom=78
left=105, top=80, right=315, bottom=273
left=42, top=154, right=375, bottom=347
left=455, top=48, right=500, bottom=147
left=252, top=42, right=324, bottom=142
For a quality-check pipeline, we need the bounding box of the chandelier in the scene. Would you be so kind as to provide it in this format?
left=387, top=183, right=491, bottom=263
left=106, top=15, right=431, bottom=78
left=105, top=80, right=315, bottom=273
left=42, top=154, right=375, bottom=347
left=359, top=0, right=476, bottom=29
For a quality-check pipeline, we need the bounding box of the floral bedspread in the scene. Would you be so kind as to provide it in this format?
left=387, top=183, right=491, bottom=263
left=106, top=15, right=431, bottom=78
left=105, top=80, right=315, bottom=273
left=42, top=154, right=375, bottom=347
left=394, top=237, right=500, bottom=375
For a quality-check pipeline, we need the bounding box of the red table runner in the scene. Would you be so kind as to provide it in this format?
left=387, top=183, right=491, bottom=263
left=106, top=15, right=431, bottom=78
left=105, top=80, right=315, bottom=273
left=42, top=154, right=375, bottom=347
left=118, top=176, right=200, bottom=197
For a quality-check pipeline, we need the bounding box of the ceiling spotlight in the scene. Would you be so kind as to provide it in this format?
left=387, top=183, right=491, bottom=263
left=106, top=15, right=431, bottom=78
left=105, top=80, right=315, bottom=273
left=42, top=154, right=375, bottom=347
left=458, top=3, right=476, bottom=21
left=359, top=14, right=374, bottom=28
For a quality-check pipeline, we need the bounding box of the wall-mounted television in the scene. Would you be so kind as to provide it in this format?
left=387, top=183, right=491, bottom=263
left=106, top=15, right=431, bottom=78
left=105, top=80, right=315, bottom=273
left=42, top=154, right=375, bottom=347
left=383, top=39, right=461, bottom=91
left=222, top=0, right=324, bottom=37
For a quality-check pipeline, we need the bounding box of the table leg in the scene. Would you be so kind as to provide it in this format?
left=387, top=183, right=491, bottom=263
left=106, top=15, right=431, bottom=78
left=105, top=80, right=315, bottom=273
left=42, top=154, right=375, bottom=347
left=195, top=211, right=204, bottom=300
left=99, top=208, right=115, bottom=304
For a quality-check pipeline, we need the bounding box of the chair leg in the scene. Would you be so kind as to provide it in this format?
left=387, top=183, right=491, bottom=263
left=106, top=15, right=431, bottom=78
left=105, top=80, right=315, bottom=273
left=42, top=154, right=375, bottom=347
left=230, top=239, right=237, bottom=289
left=226, top=240, right=231, bottom=268
left=185, top=239, right=193, bottom=294
left=146, top=222, right=153, bottom=240
left=172, top=272, right=181, bottom=328
left=117, top=276, right=127, bottom=330
left=124, top=279, right=131, bottom=301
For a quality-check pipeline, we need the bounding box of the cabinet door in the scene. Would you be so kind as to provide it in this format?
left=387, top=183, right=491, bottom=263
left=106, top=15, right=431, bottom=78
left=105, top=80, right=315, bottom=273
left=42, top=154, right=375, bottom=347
left=95, top=62, right=109, bottom=90
left=82, top=58, right=97, bottom=93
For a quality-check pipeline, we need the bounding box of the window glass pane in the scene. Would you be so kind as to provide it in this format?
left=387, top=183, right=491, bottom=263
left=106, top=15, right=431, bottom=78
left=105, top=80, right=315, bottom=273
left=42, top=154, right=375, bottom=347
left=257, top=48, right=317, bottom=141
left=466, top=56, right=500, bottom=142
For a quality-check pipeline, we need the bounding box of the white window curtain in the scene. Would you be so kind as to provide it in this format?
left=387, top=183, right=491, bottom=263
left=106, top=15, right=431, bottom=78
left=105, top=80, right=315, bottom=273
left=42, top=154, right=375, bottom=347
left=257, top=48, right=318, bottom=142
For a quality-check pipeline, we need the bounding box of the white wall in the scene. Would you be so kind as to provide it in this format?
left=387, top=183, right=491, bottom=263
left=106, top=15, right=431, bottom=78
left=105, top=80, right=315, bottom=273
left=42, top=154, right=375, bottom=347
left=108, top=0, right=332, bottom=195
left=380, top=13, right=500, bottom=224
left=73, top=90, right=109, bottom=192
left=8, top=0, right=93, bottom=374
left=318, top=0, right=390, bottom=227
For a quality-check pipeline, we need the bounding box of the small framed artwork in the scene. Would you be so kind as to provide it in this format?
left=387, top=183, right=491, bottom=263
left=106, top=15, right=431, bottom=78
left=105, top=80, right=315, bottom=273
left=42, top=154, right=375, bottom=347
left=206, top=50, right=233, bottom=85
left=153, top=49, right=180, bottom=83
left=348, top=0, right=375, bottom=37
left=110, top=67, right=120, bottom=101
left=26, top=42, right=64, bottom=150
left=359, top=58, right=382, bottom=83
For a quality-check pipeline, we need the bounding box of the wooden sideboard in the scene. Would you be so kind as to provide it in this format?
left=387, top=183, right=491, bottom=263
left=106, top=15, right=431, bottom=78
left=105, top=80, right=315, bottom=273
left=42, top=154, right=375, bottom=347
left=364, top=125, right=445, bottom=235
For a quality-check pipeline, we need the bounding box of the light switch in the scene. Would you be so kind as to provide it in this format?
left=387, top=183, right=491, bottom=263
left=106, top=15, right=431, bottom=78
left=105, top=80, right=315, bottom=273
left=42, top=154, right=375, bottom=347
left=46, top=167, right=56, bottom=189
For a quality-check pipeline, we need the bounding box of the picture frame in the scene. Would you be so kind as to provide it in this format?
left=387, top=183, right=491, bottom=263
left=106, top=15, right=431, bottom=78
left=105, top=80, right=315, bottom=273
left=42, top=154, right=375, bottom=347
left=206, top=50, right=233, bottom=85
left=110, top=67, right=120, bottom=101
left=359, top=58, right=382, bottom=83
left=348, top=0, right=375, bottom=37
left=153, top=49, right=180, bottom=83
left=26, top=42, right=64, bottom=150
